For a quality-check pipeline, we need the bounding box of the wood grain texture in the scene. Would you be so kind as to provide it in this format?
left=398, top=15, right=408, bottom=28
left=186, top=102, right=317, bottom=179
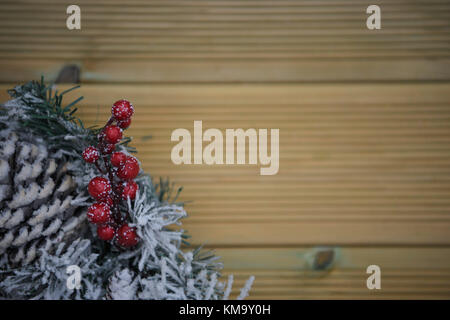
left=3, top=83, right=450, bottom=247
left=0, top=0, right=449, bottom=82
left=218, top=247, right=450, bottom=299
left=1, top=0, right=450, bottom=299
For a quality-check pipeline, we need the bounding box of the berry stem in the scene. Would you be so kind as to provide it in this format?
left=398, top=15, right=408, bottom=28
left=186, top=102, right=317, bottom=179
left=96, top=117, right=119, bottom=224
left=85, top=102, right=138, bottom=247
left=104, top=116, right=114, bottom=128
left=97, top=117, right=124, bottom=227
left=103, top=153, right=122, bottom=225
left=94, top=161, right=105, bottom=174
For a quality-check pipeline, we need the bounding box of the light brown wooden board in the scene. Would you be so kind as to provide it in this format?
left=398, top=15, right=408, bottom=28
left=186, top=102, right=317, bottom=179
left=1, top=0, right=450, bottom=299
left=1, top=83, right=450, bottom=248
left=211, top=247, right=450, bottom=299
left=0, top=0, right=449, bottom=83
left=1, top=81, right=450, bottom=298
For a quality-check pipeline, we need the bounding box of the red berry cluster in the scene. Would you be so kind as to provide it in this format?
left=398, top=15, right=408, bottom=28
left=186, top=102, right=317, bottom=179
left=82, top=99, right=139, bottom=248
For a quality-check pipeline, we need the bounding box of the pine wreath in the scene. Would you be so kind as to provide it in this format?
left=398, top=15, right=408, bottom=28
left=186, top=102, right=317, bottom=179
left=0, top=79, right=254, bottom=300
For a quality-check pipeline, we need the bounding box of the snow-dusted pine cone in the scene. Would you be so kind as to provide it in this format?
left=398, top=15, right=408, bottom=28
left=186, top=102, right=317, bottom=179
left=105, top=269, right=137, bottom=300
left=0, top=129, right=87, bottom=266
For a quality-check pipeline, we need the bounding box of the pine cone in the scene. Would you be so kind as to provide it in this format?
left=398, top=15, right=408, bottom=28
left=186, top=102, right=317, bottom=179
left=106, top=269, right=137, bottom=300
left=0, top=129, right=86, bottom=266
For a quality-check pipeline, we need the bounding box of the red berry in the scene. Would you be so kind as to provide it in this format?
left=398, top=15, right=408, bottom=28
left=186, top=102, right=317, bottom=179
left=100, top=143, right=116, bottom=154
left=122, top=180, right=138, bottom=200
left=117, top=224, right=139, bottom=247
left=104, top=125, right=123, bottom=144
left=111, top=152, right=127, bottom=167
left=97, top=224, right=116, bottom=241
left=117, top=118, right=131, bottom=129
left=87, top=202, right=111, bottom=224
left=117, top=156, right=140, bottom=180
left=82, top=146, right=99, bottom=163
left=88, top=177, right=111, bottom=200
left=112, top=99, right=134, bottom=121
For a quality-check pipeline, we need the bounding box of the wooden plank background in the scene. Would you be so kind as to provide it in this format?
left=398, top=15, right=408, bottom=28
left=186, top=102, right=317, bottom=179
left=1, top=0, right=450, bottom=299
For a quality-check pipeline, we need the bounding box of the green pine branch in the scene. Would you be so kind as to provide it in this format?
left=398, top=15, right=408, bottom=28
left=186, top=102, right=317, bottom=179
left=2, top=77, right=96, bottom=154
left=1, top=77, right=139, bottom=157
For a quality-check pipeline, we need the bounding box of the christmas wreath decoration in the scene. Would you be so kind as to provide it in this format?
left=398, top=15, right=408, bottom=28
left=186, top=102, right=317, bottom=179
left=0, top=79, right=254, bottom=300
